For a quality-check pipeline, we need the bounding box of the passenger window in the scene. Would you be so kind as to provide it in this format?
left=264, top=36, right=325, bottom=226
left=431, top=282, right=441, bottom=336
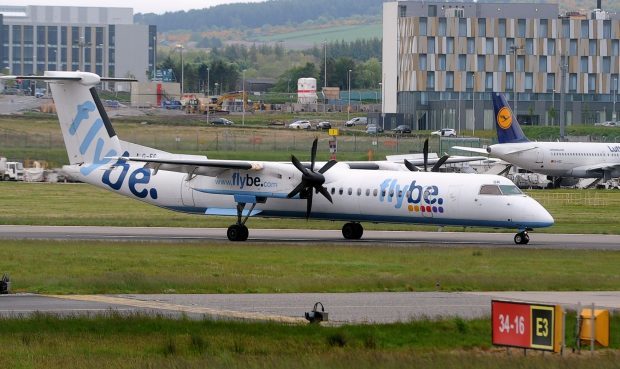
left=365, top=189, right=370, bottom=196
left=357, top=188, right=362, bottom=196
left=339, top=188, right=344, bottom=195
left=348, top=188, right=353, bottom=195
left=374, top=189, right=378, bottom=196
left=331, top=188, right=335, bottom=195
left=479, top=185, right=502, bottom=195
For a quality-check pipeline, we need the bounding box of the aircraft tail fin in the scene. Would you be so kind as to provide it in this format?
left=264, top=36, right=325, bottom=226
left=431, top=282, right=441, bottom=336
left=492, top=93, right=529, bottom=144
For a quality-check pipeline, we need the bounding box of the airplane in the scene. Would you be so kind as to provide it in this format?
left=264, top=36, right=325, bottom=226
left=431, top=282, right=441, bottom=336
left=454, top=93, right=620, bottom=184
left=2, top=72, right=554, bottom=244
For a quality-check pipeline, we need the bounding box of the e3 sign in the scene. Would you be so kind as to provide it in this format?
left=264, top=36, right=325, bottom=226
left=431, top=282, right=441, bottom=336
left=492, top=300, right=563, bottom=352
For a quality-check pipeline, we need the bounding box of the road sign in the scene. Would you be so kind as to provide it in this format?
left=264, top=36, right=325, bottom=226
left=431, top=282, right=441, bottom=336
left=492, top=300, right=563, bottom=353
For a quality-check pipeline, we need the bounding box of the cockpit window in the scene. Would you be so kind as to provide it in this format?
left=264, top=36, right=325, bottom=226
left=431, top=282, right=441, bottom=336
left=499, top=185, right=522, bottom=195
left=479, top=185, right=502, bottom=195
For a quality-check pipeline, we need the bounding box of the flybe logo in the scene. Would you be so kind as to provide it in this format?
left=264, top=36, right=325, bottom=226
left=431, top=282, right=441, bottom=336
left=102, top=153, right=158, bottom=199
left=70, top=101, right=117, bottom=176
left=608, top=145, right=620, bottom=153
left=379, top=179, right=444, bottom=214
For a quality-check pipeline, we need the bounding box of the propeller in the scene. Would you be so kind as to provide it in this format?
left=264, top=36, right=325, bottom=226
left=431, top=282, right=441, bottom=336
left=287, top=138, right=337, bottom=219
left=403, top=138, right=450, bottom=172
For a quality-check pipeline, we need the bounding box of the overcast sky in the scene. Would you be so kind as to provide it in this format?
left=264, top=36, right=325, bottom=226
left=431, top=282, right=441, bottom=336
left=13, top=0, right=267, bottom=15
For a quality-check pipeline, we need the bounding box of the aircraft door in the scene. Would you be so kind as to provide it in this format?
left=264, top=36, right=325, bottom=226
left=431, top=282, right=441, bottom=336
left=535, top=149, right=544, bottom=166
left=181, top=175, right=195, bottom=207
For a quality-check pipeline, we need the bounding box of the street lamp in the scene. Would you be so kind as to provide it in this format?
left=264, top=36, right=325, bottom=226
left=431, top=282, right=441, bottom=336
left=472, top=72, right=476, bottom=136
left=75, top=36, right=90, bottom=72
left=347, top=69, right=352, bottom=121
left=323, top=39, right=327, bottom=88
left=552, top=89, right=557, bottom=125
left=175, top=44, right=184, bottom=96
left=614, top=77, right=618, bottom=121
left=509, top=44, right=523, bottom=117
left=152, top=35, right=157, bottom=80
left=242, top=69, right=246, bottom=126
left=214, top=82, right=219, bottom=96
left=206, top=67, right=210, bottom=123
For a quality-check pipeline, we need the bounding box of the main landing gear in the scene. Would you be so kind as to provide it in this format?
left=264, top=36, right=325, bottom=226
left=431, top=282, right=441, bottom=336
left=342, top=222, right=363, bottom=240
left=514, top=231, right=530, bottom=245
left=227, top=199, right=258, bottom=242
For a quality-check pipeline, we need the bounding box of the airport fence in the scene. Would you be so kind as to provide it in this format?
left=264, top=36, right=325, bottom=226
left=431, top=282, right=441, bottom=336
left=533, top=191, right=615, bottom=207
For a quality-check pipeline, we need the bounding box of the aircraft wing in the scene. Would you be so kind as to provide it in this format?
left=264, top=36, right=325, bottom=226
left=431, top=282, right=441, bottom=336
left=452, top=146, right=489, bottom=155
left=111, top=156, right=263, bottom=177
left=571, top=163, right=620, bottom=175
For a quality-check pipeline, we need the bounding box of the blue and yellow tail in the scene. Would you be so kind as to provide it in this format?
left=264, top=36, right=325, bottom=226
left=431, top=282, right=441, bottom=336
left=492, top=93, right=529, bottom=144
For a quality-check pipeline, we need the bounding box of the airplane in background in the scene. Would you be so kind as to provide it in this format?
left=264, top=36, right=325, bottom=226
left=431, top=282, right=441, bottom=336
left=454, top=93, right=620, bottom=185
left=2, top=72, right=554, bottom=244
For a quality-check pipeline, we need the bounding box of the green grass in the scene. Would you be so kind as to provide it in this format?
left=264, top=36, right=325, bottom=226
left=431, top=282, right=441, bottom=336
left=0, top=313, right=619, bottom=369
left=2, top=240, right=620, bottom=294
left=2, top=182, right=620, bottom=234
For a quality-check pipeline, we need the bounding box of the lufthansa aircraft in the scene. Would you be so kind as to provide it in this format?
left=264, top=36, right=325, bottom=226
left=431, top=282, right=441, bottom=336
left=3, top=72, right=554, bottom=244
left=455, top=93, right=620, bottom=182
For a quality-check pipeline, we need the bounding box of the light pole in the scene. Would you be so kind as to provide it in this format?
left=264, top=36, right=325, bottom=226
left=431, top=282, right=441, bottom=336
left=552, top=89, right=556, bottom=125
left=214, top=82, right=219, bottom=96
left=347, top=69, right=352, bottom=121
left=242, top=69, right=246, bottom=126
left=206, top=67, right=210, bottom=123
left=614, top=77, right=617, bottom=121
left=509, top=44, right=523, bottom=117
left=176, top=44, right=184, bottom=96
left=472, top=72, right=476, bottom=136
left=76, top=36, right=90, bottom=71
left=152, top=35, right=157, bottom=80
left=323, top=40, right=327, bottom=88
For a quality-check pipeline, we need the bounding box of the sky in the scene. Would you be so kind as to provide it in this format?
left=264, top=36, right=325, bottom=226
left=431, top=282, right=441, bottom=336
left=12, top=0, right=268, bottom=15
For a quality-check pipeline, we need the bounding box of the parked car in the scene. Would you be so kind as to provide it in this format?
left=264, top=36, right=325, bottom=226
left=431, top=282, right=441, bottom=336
left=210, top=117, right=234, bottom=126
left=391, top=125, right=412, bottom=134
left=366, top=124, right=384, bottom=134
left=431, top=128, right=457, bottom=137
left=317, top=121, right=332, bottom=130
left=162, top=100, right=182, bottom=110
left=345, top=117, right=367, bottom=127
left=594, top=121, right=619, bottom=127
left=35, top=88, right=46, bottom=98
left=104, top=99, right=120, bottom=108
left=288, top=120, right=312, bottom=129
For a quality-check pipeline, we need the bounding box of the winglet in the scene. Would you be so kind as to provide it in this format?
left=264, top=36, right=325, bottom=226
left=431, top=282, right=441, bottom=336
left=492, top=93, right=529, bottom=144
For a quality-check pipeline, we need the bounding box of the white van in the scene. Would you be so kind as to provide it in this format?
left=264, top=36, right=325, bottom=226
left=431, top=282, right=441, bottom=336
left=345, top=117, right=367, bottom=127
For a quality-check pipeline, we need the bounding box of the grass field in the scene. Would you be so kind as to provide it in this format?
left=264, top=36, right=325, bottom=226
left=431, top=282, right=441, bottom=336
left=2, top=240, right=620, bottom=294
left=0, top=313, right=618, bottom=369
left=2, top=182, right=620, bottom=234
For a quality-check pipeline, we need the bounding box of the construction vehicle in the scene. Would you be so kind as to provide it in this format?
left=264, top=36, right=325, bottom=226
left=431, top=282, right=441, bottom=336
left=201, top=91, right=250, bottom=114
left=0, top=157, right=24, bottom=181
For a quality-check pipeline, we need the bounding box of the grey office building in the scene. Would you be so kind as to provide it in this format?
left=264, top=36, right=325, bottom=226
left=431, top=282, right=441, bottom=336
left=380, top=1, right=620, bottom=131
left=0, top=5, right=156, bottom=82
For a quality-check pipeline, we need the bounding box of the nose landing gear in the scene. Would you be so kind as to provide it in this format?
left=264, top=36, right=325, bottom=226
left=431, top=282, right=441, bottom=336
left=514, top=231, right=530, bottom=245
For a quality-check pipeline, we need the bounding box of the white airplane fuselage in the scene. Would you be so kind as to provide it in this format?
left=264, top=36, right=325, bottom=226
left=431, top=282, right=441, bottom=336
left=488, top=142, right=620, bottom=178
left=64, top=161, right=553, bottom=230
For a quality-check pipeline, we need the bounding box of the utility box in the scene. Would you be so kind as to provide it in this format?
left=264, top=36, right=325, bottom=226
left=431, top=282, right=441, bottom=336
left=580, top=308, right=610, bottom=347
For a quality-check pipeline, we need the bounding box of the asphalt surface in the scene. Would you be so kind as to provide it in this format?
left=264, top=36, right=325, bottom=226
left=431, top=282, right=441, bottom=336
left=1, top=225, right=620, bottom=250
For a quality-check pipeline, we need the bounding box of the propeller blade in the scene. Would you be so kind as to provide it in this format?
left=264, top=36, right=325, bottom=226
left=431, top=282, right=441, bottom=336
left=403, top=159, right=419, bottom=172
left=310, top=138, right=318, bottom=171
left=317, top=185, right=333, bottom=203
left=287, top=181, right=307, bottom=199
left=431, top=154, right=450, bottom=172
left=291, top=155, right=309, bottom=176
left=423, top=139, right=429, bottom=172
left=318, top=159, right=338, bottom=174
left=306, top=191, right=313, bottom=219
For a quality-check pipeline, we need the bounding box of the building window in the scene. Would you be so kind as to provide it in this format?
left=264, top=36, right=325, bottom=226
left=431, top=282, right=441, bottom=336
left=540, top=19, right=548, bottom=37
left=603, top=56, right=611, bottom=73
left=478, top=18, right=486, bottom=37
left=539, top=56, right=547, bottom=72
left=613, top=40, right=620, bottom=56
left=506, top=38, right=514, bottom=52
left=580, top=56, right=588, bottom=73
left=447, top=37, right=454, bottom=54
left=419, top=54, right=427, bottom=71
left=399, top=5, right=407, bottom=17
left=588, top=73, right=596, bottom=92
left=438, top=18, right=447, bottom=36
left=517, top=19, right=526, bottom=37
left=467, top=37, right=475, bottom=54
left=498, top=55, right=506, bottom=71
left=562, top=19, right=570, bottom=38
left=525, top=38, right=533, bottom=55
left=459, top=18, right=467, bottom=37
left=589, top=39, right=597, bottom=55
left=458, top=54, right=466, bottom=71
left=428, top=37, right=435, bottom=54
left=517, top=55, right=525, bottom=72
left=603, top=20, right=612, bottom=39
left=446, top=71, right=454, bottom=91
left=547, top=39, right=555, bottom=55
left=570, top=39, right=577, bottom=56
left=525, top=72, right=533, bottom=91
left=477, top=55, right=485, bottom=71
left=438, top=54, right=446, bottom=70
left=427, top=71, right=435, bottom=90
left=569, top=73, right=577, bottom=92
left=486, top=38, right=493, bottom=54
left=485, top=72, right=493, bottom=91
left=507, top=73, right=514, bottom=90
left=466, top=71, right=475, bottom=90
left=36, top=26, right=45, bottom=46
left=547, top=73, right=555, bottom=92
left=428, top=5, right=436, bottom=17
left=499, top=18, right=506, bottom=37
left=420, top=17, right=427, bottom=36
left=581, top=20, right=589, bottom=38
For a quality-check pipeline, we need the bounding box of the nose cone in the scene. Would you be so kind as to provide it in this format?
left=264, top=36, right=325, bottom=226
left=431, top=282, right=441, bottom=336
left=524, top=197, right=554, bottom=228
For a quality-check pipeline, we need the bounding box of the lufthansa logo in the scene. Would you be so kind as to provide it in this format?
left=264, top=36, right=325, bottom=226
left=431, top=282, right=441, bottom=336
left=497, top=107, right=513, bottom=129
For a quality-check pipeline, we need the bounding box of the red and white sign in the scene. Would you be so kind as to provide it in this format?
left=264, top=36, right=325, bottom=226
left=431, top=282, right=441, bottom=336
left=492, top=300, right=530, bottom=348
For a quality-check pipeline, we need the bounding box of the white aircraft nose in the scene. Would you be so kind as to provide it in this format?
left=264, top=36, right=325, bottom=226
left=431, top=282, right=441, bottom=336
left=531, top=199, right=554, bottom=228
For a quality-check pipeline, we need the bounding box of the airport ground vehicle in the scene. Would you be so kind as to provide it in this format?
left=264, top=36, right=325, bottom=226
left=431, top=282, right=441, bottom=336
left=345, top=117, right=367, bottom=127
left=210, top=117, right=234, bottom=126
left=317, top=121, right=331, bottom=130
left=366, top=124, right=384, bottom=134
left=288, top=120, right=312, bottom=129
left=162, top=100, right=182, bottom=110
left=431, top=128, right=457, bottom=137
left=0, top=157, right=24, bottom=181
left=392, top=125, right=412, bottom=134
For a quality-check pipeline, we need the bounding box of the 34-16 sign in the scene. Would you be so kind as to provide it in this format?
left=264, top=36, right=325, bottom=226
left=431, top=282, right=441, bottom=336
left=492, top=300, right=563, bottom=352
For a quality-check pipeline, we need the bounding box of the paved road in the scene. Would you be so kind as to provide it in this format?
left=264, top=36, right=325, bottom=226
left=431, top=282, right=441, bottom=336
left=2, top=292, right=619, bottom=324
left=1, top=225, right=620, bottom=250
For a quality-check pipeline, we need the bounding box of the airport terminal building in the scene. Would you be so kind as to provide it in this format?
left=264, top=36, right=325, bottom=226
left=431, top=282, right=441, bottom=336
left=0, top=5, right=156, bottom=82
left=380, top=1, right=620, bottom=131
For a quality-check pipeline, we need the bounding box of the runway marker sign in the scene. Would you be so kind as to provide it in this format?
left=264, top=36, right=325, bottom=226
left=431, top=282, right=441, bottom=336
left=492, top=300, right=563, bottom=353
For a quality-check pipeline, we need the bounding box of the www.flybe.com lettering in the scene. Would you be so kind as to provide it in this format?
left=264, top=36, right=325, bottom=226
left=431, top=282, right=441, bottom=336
left=215, top=173, right=278, bottom=189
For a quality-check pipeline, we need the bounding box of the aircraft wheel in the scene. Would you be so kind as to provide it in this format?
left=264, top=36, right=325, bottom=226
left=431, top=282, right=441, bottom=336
left=514, top=232, right=529, bottom=245
left=342, top=222, right=363, bottom=240
left=227, top=224, right=249, bottom=242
